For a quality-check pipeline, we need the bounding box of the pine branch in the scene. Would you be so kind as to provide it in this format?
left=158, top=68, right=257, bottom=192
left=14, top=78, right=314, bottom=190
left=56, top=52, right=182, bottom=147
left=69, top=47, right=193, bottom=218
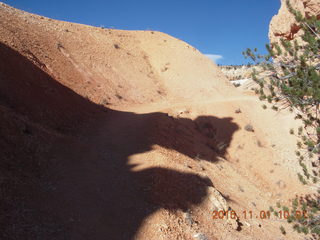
left=303, top=22, right=320, bottom=39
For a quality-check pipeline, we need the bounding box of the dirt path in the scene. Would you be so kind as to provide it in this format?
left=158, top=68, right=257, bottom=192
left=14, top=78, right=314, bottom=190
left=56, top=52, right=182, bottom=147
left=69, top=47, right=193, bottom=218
left=39, top=96, right=308, bottom=240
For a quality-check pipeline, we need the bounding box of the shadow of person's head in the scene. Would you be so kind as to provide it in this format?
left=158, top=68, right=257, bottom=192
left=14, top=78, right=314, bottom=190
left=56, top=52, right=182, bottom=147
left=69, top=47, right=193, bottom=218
left=146, top=112, right=239, bottom=163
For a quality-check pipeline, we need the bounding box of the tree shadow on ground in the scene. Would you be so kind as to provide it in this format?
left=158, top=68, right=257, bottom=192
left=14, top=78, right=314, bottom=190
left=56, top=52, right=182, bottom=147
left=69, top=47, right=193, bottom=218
left=0, top=43, right=239, bottom=239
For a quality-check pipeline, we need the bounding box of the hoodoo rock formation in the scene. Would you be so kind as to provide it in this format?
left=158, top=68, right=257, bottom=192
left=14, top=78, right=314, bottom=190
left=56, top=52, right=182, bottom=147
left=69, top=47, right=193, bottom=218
left=269, top=0, right=320, bottom=44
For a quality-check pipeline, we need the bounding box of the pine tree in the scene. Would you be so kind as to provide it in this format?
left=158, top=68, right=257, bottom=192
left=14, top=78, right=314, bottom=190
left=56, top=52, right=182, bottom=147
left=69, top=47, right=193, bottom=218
left=243, top=1, right=319, bottom=237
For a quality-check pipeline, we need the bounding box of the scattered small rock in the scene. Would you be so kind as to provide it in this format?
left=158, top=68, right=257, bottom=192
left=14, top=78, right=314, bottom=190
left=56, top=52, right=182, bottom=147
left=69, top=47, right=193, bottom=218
left=193, top=233, right=209, bottom=240
left=115, top=93, right=123, bottom=100
left=161, top=66, right=169, bottom=72
left=101, top=99, right=109, bottom=106
left=184, top=211, right=194, bottom=226
left=276, top=180, right=286, bottom=189
left=256, top=139, right=263, bottom=147
left=217, top=165, right=223, bottom=170
left=244, top=124, right=254, bottom=132
left=237, top=144, right=244, bottom=150
left=57, top=42, right=63, bottom=49
left=235, top=108, right=241, bottom=114
left=207, top=187, right=228, bottom=212
left=207, top=187, right=239, bottom=230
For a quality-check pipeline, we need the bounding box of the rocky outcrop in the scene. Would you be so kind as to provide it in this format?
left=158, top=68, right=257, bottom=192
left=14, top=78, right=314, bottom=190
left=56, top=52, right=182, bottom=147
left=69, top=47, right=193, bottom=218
left=269, top=0, right=320, bottom=44
left=220, top=65, right=257, bottom=81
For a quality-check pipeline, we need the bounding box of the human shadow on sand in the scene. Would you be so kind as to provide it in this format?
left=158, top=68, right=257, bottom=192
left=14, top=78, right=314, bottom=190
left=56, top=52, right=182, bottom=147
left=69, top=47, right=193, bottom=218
left=0, top=43, right=239, bottom=240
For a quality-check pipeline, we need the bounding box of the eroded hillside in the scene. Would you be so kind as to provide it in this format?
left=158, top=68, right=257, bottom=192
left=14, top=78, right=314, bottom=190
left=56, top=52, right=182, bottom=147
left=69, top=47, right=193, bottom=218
left=0, top=2, right=312, bottom=240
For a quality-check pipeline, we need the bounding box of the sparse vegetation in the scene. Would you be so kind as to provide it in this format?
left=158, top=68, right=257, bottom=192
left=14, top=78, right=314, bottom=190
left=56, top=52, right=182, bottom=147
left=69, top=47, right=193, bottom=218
left=290, top=128, right=294, bottom=135
left=243, top=1, right=320, bottom=236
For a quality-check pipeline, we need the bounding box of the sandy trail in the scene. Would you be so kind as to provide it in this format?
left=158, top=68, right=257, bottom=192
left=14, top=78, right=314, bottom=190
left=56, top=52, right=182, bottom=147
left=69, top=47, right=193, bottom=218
left=50, top=95, right=306, bottom=240
left=116, top=96, right=255, bottom=115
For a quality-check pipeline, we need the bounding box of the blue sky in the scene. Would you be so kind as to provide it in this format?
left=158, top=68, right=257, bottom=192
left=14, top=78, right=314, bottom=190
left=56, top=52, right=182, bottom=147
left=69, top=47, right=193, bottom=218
left=3, top=0, right=280, bottom=65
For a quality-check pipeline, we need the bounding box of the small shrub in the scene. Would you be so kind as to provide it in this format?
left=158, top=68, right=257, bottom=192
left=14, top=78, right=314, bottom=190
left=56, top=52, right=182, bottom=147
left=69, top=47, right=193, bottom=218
left=301, top=226, right=309, bottom=234
left=297, top=173, right=307, bottom=185
left=297, top=141, right=302, bottom=149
